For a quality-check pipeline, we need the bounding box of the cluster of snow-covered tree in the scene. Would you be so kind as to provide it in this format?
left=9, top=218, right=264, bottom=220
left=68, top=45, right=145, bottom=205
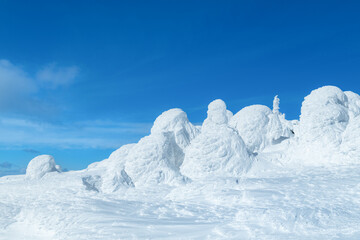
left=25, top=86, right=360, bottom=193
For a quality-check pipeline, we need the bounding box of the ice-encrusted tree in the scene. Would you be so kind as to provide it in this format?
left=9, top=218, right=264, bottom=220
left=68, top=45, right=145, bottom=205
left=273, top=95, right=280, bottom=114
left=181, top=99, right=252, bottom=179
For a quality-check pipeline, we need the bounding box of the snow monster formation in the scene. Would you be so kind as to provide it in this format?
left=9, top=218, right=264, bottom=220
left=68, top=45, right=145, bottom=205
left=288, top=86, right=360, bottom=165
left=180, top=99, right=252, bottom=179
left=84, top=108, right=199, bottom=192
left=26, top=155, right=61, bottom=179
left=80, top=85, right=360, bottom=191
left=229, top=96, right=293, bottom=153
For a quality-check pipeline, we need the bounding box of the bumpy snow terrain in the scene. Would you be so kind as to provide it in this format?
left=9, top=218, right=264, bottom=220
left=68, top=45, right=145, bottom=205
left=1, top=85, right=360, bottom=239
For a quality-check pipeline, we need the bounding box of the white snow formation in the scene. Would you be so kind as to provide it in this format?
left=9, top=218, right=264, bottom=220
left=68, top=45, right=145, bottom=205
left=285, top=86, right=360, bottom=165
left=26, top=155, right=60, bottom=179
left=229, top=99, right=293, bottom=153
left=181, top=99, right=252, bottom=179
left=3, top=85, right=360, bottom=239
left=83, top=108, right=199, bottom=191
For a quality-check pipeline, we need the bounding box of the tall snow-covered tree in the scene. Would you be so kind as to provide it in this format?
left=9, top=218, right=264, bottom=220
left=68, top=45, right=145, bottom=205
left=273, top=95, right=280, bottom=114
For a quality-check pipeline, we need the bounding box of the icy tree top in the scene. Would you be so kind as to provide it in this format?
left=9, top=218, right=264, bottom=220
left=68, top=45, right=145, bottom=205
left=273, top=95, right=280, bottom=114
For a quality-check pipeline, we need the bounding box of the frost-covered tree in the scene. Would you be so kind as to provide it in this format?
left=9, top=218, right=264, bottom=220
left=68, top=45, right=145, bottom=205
left=273, top=95, right=280, bottom=114
left=181, top=99, right=252, bottom=179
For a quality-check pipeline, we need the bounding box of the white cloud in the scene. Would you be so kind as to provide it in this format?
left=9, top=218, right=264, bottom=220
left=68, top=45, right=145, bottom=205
left=0, top=59, right=129, bottom=150
left=36, top=63, right=79, bottom=88
left=0, top=116, right=151, bottom=149
left=0, top=59, right=38, bottom=111
left=0, top=59, right=79, bottom=116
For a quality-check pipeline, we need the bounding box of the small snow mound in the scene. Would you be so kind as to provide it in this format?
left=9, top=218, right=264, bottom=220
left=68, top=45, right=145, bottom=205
left=181, top=99, right=252, bottom=179
left=26, top=155, right=59, bottom=179
left=101, top=169, right=134, bottom=193
left=82, top=168, right=134, bottom=193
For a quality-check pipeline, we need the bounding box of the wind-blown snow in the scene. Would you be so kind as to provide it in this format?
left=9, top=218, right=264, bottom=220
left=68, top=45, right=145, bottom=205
left=1, top=85, right=360, bottom=239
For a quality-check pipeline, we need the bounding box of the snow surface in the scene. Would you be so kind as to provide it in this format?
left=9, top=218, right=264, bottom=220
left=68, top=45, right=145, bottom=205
left=1, top=85, right=360, bottom=239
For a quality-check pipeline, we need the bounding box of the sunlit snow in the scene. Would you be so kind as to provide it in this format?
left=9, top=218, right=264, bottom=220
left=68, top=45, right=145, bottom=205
left=1, top=85, right=360, bottom=239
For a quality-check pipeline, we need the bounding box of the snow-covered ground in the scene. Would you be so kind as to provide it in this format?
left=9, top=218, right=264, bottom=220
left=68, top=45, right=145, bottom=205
left=1, top=85, right=360, bottom=239
left=1, top=165, right=360, bottom=239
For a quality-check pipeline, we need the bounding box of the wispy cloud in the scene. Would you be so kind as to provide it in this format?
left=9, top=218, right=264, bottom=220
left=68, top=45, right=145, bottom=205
left=0, top=59, right=79, bottom=116
left=0, top=116, right=151, bottom=149
left=36, top=63, right=79, bottom=88
left=0, top=161, right=12, bottom=169
left=0, top=59, right=151, bottom=151
left=0, top=161, right=25, bottom=177
left=22, top=149, right=41, bottom=154
left=0, top=60, right=37, bottom=112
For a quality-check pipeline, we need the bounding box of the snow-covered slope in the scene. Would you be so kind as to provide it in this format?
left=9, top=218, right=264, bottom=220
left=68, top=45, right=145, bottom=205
left=1, top=85, right=360, bottom=239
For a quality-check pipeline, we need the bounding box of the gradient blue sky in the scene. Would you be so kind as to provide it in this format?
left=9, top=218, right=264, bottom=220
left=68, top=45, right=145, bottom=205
left=1, top=0, right=360, bottom=176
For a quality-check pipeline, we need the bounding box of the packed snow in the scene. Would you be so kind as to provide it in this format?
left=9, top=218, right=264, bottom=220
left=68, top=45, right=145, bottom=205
left=1, top=85, right=360, bottom=239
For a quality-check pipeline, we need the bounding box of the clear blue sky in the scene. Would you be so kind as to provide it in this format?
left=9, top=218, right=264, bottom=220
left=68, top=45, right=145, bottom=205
left=1, top=0, right=360, bottom=176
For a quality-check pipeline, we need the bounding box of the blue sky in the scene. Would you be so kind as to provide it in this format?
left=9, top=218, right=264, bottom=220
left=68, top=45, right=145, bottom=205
left=1, top=0, right=360, bottom=176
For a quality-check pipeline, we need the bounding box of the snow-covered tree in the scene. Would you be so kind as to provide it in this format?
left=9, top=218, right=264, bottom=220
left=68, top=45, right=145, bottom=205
left=273, top=95, right=280, bottom=114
